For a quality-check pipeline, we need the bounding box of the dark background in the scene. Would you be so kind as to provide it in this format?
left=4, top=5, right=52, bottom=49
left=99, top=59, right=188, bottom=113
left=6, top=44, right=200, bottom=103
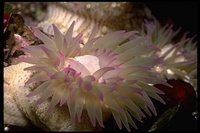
left=145, top=2, right=198, bottom=39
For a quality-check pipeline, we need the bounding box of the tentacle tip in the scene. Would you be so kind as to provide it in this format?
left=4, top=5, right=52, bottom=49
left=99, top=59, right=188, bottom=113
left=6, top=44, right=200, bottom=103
left=47, top=107, right=54, bottom=114
left=127, top=128, right=131, bottom=132
left=59, top=101, right=64, bottom=106
left=92, top=122, right=96, bottom=127
left=100, top=124, right=104, bottom=128
left=25, top=82, right=29, bottom=85
left=26, top=94, right=32, bottom=97
left=77, top=117, right=81, bottom=123
left=71, top=118, right=76, bottom=126
left=52, top=24, right=57, bottom=28
left=71, top=20, right=76, bottom=26
left=36, top=99, right=43, bottom=105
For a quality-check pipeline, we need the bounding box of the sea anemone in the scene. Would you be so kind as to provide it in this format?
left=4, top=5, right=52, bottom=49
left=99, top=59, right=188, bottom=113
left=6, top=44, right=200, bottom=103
left=38, top=2, right=129, bottom=43
left=38, top=2, right=152, bottom=43
left=20, top=21, right=169, bottom=131
left=140, top=20, right=197, bottom=92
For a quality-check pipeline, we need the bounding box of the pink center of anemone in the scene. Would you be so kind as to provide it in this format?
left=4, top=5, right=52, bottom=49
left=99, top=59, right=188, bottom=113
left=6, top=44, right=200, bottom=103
left=66, top=55, right=101, bottom=77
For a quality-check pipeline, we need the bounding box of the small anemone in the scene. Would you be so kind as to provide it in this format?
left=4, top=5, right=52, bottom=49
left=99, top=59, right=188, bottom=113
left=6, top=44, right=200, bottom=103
left=140, top=20, right=197, bottom=92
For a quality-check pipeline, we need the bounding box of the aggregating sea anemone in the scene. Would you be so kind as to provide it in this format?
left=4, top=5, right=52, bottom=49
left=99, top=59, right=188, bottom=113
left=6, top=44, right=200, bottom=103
left=38, top=2, right=153, bottom=43
left=140, top=20, right=197, bottom=92
left=19, top=20, right=169, bottom=131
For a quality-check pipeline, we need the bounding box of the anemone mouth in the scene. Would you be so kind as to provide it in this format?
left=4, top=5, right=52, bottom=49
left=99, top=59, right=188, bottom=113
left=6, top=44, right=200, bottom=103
left=21, top=20, right=167, bottom=131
